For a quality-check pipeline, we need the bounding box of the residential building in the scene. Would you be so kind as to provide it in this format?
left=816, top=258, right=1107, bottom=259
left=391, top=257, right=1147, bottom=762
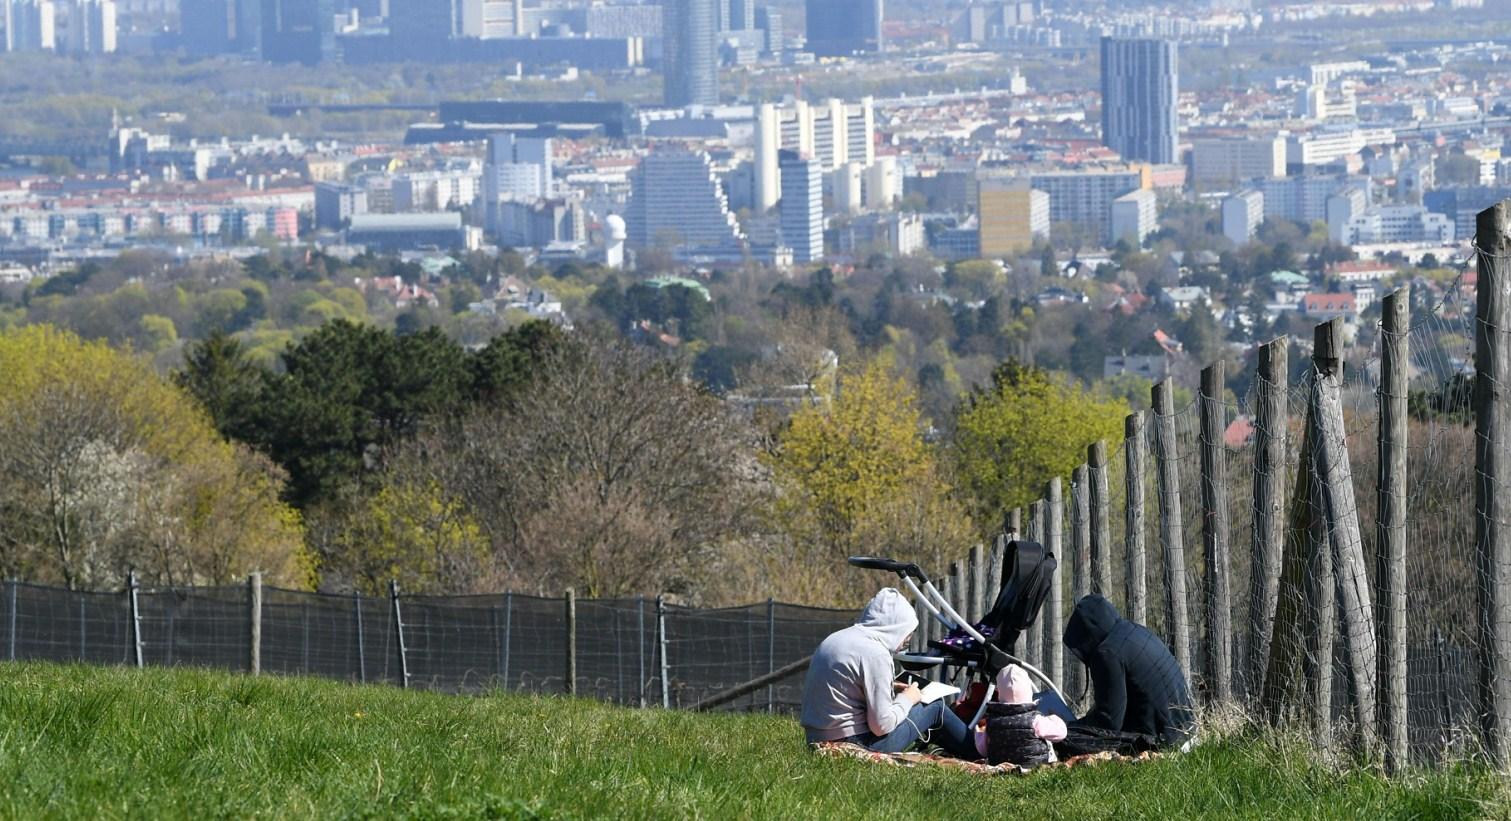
left=392, top=169, right=480, bottom=213
left=8, top=0, right=56, bottom=50
left=1190, top=137, right=1286, bottom=188
left=626, top=147, right=745, bottom=258
left=496, top=197, right=583, bottom=249
left=1301, top=292, right=1358, bottom=323
left=779, top=150, right=823, bottom=264
left=1028, top=166, right=1148, bottom=237
left=1221, top=189, right=1263, bottom=246
left=1100, top=37, right=1179, bottom=165
left=665, top=0, right=718, bottom=107
left=181, top=0, right=239, bottom=56
left=482, top=132, right=553, bottom=231
left=1424, top=186, right=1511, bottom=241
left=977, top=177, right=1049, bottom=257
left=1256, top=175, right=1367, bottom=224
left=1286, top=127, right=1395, bottom=171
left=753, top=4, right=781, bottom=54
left=836, top=212, right=924, bottom=256
left=1110, top=189, right=1157, bottom=246
left=1325, top=187, right=1367, bottom=242
left=1342, top=205, right=1455, bottom=245
left=62, top=0, right=114, bottom=53
left=805, top=0, right=880, bottom=57
left=315, top=182, right=367, bottom=230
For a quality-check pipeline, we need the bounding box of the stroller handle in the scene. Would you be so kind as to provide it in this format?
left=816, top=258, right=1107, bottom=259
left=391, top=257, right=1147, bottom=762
left=847, top=556, right=929, bottom=582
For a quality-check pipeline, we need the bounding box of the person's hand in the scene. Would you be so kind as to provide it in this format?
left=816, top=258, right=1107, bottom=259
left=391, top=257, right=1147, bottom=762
left=894, top=681, right=923, bottom=705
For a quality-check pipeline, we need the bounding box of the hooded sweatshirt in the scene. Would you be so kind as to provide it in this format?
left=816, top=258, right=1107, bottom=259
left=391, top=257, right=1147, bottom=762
left=1063, top=594, right=1194, bottom=746
left=800, top=588, right=919, bottom=742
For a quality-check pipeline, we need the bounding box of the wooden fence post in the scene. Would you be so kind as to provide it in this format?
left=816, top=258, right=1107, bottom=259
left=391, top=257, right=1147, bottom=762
left=1125, top=412, right=1148, bottom=625
left=1304, top=456, right=1335, bottom=751
left=1474, top=200, right=1511, bottom=768
left=1026, top=500, right=1045, bottom=668
left=1046, top=478, right=1065, bottom=687
left=248, top=572, right=262, bottom=676
left=1152, top=380, right=1191, bottom=679
left=987, top=536, right=1005, bottom=614
left=1201, top=361, right=1233, bottom=704
left=1249, top=338, right=1287, bottom=703
left=968, top=544, right=984, bottom=626
left=5, top=579, right=15, bottom=661
left=1089, top=442, right=1112, bottom=598
left=1311, top=318, right=1379, bottom=759
left=1009, top=508, right=1022, bottom=540
left=390, top=580, right=410, bottom=690
left=1377, top=288, right=1410, bottom=771
left=566, top=588, right=578, bottom=697
left=128, top=571, right=143, bottom=669
left=1069, top=465, right=1091, bottom=700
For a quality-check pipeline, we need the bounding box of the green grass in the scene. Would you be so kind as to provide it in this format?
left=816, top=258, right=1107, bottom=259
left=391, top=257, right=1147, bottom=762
left=0, top=663, right=1504, bottom=820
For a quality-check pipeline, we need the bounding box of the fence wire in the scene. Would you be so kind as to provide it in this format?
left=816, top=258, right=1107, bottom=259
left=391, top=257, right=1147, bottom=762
left=0, top=579, right=851, bottom=717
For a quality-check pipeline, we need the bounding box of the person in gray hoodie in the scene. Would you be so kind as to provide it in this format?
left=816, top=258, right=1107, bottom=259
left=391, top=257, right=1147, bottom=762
left=799, top=588, right=977, bottom=758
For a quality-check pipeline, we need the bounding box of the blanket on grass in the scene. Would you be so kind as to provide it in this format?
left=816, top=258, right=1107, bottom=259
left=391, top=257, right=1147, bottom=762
left=812, top=741, right=1157, bottom=776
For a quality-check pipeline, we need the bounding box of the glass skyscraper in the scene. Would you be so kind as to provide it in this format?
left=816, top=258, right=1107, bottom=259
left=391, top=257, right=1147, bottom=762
left=1100, top=36, right=1179, bottom=165
left=805, top=0, right=882, bottom=57
left=664, top=0, right=718, bottom=107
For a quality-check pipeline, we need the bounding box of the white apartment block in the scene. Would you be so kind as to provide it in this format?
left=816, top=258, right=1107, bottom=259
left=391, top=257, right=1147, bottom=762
left=1343, top=205, right=1455, bottom=245
left=1221, top=189, right=1263, bottom=246
left=1109, top=188, right=1157, bottom=246
left=1190, top=137, right=1286, bottom=188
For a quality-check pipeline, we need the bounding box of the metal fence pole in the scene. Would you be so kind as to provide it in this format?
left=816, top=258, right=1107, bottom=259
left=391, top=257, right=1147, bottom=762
left=1125, top=412, right=1148, bottom=625
left=565, top=589, right=577, bottom=697
left=1312, top=318, right=1379, bottom=759
left=5, top=579, right=15, bottom=662
left=1088, top=441, right=1112, bottom=598
left=248, top=572, right=262, bottom=676
left=1249, top=339, right=1287, bottom=703
left=766, top=598, right=776, bottom=713
left=390, top=580, right=410, bottom=689
left=636, top=596, right=645, bottom=706
left=354, top=591, right=367, bottom=684
left=128, top=571, right=143, bottom=669
left=1377, top=288, right=1410, bottom=772
left=1474, top=200, right=1511, bottom=768
left=504, top=592, right=513, bottom=690
left=657, top=594, right=671, bottom=709
left=1201, top=361, right=1233, bottom=705
left=1152, top=380, right=1191, bottom=680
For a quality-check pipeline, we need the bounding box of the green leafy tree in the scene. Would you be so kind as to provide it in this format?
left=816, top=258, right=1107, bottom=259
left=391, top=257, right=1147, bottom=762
left=953, top=360, right=1128, bottom=527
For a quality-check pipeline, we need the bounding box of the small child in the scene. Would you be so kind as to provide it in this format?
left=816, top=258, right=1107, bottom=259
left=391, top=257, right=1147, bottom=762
left=973, top=664, right=1068, bottom=768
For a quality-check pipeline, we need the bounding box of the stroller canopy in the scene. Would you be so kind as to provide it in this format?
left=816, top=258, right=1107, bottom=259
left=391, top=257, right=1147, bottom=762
left=981, top=540, right=1056, bottom=637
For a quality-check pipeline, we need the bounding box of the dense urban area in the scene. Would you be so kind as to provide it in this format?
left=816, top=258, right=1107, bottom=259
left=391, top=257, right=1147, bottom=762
left=2, top=0, right=1511, bottom=606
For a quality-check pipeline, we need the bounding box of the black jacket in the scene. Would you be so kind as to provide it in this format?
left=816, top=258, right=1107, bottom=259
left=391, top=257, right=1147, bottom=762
left=1062, top=594, right=1195, bottom=747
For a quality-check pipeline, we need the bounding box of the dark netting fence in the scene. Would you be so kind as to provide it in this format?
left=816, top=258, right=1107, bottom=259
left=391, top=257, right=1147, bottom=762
left=0, top=579, right=851, bottom=716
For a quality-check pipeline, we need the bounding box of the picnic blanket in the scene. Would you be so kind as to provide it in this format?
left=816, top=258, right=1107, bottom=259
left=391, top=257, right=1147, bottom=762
left=812, top=742, right=1157, bottom=777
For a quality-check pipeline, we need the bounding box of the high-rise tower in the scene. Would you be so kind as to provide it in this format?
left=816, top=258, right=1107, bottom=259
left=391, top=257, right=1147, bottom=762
left=1100, top=36, right=1179, bottom=165
left=664, top=0, right=718, bottom=107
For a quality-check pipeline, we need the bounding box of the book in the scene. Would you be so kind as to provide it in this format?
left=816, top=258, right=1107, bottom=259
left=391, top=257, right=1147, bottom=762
left=917, top=681, right=960, bottom=705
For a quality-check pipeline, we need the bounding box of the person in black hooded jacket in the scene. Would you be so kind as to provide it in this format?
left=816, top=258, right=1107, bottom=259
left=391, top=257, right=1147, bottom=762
left=1061, top=594, right=1195, bottom=747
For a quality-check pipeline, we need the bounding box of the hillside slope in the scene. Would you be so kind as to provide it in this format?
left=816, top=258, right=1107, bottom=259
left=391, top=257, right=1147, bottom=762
left=0, top=663, right=1502, bottom=819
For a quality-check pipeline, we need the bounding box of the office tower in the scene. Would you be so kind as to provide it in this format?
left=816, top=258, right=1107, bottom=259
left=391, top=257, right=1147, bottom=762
left=458, top=0, right=520, bottom=38
left=753, top=5, right=781, bottom=53
left=754, top=102, right=781, bottom=212
left=9, top=0, right=57, bottom=50
left=805, top=0, right=881, bottom=57
left=3, top=0, right=11, bottom=50
left=483, top=132, right=553, bottom=233
left=181, top=0, right=238, bottom=54
left=978, top=178, right=1049, bottom=256
left=64, top=0, right=115, bottom=53
left=626, top=148, right=744, bottom=256
left=1100, top=37, right=1179, bottom=165
left=388, top=0, right=454, bottom=47
left=779, top=150, right=823, bottom=263
left=725, top=0, right=753, bottom=31
left=260, top=0, right=335, bottom=64
left=664, top=0, right=718, bottom=107
left=762, top=97, right=874, bottom=174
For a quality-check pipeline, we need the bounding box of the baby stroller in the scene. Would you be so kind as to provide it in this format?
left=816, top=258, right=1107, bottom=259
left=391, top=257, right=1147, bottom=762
left=848, top=540, right=1067, bottom=729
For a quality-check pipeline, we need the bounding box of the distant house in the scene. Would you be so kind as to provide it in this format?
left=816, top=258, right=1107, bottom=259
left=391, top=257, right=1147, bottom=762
left=1159, top=286, right=1210, bottom=313
left=1034, top=287, right=1089, bottom=306
left=1326, top=260, right=1396, bottom=283
left=1224, top=416, right=1256, bottom=448
left=1152, top=328, right=1185, bottom=355
left=1104, top=353, right=1171, bottom=382
left=363, top=275, right=440, bottom=309
left=1302, top=292, right=1358, bottom=322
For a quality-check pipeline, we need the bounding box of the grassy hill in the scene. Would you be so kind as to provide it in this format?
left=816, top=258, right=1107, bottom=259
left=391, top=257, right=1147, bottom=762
left=0, top=663, right=1504, bottom=819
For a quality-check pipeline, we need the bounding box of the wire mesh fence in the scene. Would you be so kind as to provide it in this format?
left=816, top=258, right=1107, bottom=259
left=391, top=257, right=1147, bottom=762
left=0, top=578, right=852, bottom=717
